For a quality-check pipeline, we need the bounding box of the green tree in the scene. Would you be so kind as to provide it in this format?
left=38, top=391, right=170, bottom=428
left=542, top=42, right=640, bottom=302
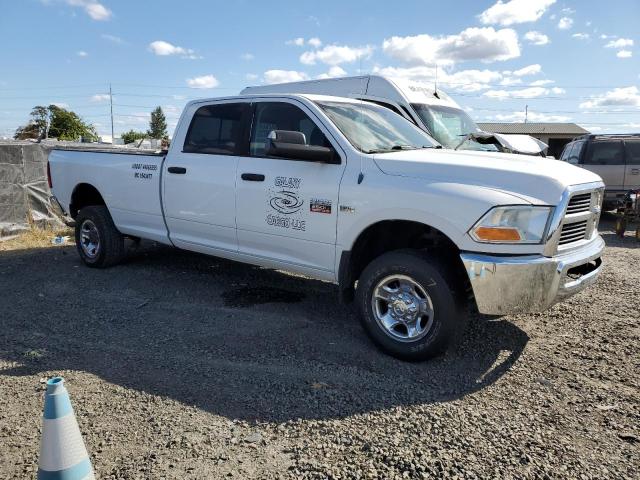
left=14, top=105, right=50, bottom=139
left=147, top=106, right=167, bottom=139
left=14, top=105, right=97, bottom=141
left=121, top=129, right=147, bottom=144
left=48, top=105, right=98, bottom=141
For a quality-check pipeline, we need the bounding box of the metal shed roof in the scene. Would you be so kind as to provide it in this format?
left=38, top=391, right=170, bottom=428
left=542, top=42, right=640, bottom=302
left=477, top=122, right=590, bottom=135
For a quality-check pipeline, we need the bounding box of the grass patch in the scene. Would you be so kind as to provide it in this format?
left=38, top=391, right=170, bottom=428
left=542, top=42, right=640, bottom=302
left=0, top=226, right=74, bottom=252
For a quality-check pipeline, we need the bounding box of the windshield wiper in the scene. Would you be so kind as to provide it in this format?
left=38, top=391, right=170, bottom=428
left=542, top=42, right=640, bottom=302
left=364, top=144, right=441, bottom=154
left=365, top=145, right=421, bottom=154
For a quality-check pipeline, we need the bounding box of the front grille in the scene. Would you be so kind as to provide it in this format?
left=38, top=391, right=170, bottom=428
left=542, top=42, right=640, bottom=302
left=559, top=220, right=588, bottom=245
left=566, top=193, right=592, bottom=214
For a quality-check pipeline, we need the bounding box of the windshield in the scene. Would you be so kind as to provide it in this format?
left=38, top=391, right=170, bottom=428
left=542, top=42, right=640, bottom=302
left=411, top=104, right=497, bottom=151
left=316, top=101, right=439, bottom=153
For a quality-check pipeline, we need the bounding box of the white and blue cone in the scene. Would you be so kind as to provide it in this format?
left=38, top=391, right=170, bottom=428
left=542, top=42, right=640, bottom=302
left=37, top=377, right=95, bottom=480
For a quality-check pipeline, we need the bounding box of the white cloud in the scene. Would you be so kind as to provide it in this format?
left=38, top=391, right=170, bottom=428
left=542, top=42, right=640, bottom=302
left=524, top=31, right=550, bottom=45
left=580, top=86, right=640, bottom=109
left=90, top=94, right=110, bottom=102
left=317, top=66, right=347, bottom=79
left=572, top=33, right=590, bottom=40
left=308, top=37, right=322, bottom=48
left=605, top=38, right=634, bottom=49
left=263, top=70, right=309, bottom=84
left=240, top=53, right=254, bottom=61
left=76, top=50, right=88, bottom=57
left=101, top=34, right=124, bottom=44
left=557, top=17, right=573, bottom=30
left=484, top=86, right=563, bottom=99
left=530, top=79, right=554, bottom=86
left=513, top=64, right=541, bottom=76
left=372, top=65, right=503, bottom=92
left=500, top=77, right=522, bottom=86
left=186, top=75, right=220, bottom=89
left=286, top=37, right=305, bottom=47
left=617, top=50, right=633, bottom=58
left=383, top=27, right=520, bottom=66
left=245, top=73, right=259, bottom=82
left=55, top=0, right=112, bottom=20
left=300, top=44, right=374, bottom=65
left=51, top=102, right=70, bottom=109
left=479, top=0, right=556, bottom=26
left=148, top=40, right=200, bottom=59
left=493, top=111, right=571, bottom=122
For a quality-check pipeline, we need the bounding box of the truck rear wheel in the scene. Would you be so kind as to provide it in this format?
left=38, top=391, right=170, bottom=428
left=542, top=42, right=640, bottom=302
left=75, top=206, right=125, bottom=268
left=356, top=250, right=463, bottom=361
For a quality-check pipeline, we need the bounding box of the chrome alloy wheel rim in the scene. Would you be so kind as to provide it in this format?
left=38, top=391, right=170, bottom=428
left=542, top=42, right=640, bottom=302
left=371, top=274, right=434, bottom=342
left=79, top=219, right=100, bottom=259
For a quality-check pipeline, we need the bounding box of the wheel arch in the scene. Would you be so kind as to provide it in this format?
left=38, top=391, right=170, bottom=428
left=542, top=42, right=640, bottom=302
left=69, top=183, right=106, bottom=219
left=338, top=219, right=468, bottom=303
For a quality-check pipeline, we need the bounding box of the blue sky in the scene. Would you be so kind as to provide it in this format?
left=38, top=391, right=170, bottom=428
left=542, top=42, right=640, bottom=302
left=0, top=0, right=638, bottom=139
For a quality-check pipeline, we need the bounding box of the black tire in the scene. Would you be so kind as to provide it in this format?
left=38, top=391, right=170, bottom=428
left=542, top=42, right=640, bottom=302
left=356, top=250, right=464, bottom=361
left=75, top=206, right=125, bottom=268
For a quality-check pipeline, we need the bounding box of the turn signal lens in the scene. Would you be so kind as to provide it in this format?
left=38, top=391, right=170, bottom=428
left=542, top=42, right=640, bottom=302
left=469, top=206, right=552, bottom=244
left=473, top=226, right=521, bottom=242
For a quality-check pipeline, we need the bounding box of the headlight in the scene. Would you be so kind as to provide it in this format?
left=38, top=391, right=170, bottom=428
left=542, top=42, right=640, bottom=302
left=470, top=206, right=552, bottom=244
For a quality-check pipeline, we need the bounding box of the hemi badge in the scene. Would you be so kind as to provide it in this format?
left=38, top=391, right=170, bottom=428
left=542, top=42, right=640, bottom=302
left=339, top=205, right=355, bottom=213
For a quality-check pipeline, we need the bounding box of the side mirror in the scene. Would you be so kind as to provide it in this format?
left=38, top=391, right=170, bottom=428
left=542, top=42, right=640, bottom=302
left=265, top=130, right=339, bottom=164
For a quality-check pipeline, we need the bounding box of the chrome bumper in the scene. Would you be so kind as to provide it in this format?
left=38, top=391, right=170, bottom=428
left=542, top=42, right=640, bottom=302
left=460, top=236, right=604, bottom=315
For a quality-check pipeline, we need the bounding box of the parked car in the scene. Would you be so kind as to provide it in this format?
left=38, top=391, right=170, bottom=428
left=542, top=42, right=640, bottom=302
left=241, top=75, right=548, bottom=156
left=560, top=134, right=640, bottom=210
left=49, top=94, right=604, bottom=360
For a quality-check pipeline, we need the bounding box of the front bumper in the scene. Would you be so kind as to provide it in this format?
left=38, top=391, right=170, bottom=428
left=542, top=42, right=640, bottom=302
left=460, top=236, right=604, bottom=315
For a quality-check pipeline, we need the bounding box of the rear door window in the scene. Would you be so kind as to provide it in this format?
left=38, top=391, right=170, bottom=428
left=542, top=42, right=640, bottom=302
left=183, top=103, right=250, bottom=155
left=626, top=140, right=640, bottom=165
left=583, top=141, right=624, bottom=166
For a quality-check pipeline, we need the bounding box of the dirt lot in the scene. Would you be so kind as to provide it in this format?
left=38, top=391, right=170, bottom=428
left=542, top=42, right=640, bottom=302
left=0, top=214, right=638, bottom=479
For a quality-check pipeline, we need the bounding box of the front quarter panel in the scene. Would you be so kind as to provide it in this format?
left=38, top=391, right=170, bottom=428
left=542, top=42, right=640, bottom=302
left=337, top=159, right=548, bottom=257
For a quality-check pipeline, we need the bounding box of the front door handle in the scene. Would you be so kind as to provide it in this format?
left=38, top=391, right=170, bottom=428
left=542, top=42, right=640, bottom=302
left=167, top=166, right=187, bottom=174
left=241, top=173, right=265, bottom=182
left=631, top=168, right=639, bottom=175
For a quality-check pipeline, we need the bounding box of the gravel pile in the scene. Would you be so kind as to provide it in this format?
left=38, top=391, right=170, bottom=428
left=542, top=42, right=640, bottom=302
left=0, top=214, right=637, bottom=479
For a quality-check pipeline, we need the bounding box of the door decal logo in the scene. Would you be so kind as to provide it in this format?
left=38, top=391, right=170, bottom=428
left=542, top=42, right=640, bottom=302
left=266, top=177, right=306, bottom=231
left=270, top=190, right=303, bottom=214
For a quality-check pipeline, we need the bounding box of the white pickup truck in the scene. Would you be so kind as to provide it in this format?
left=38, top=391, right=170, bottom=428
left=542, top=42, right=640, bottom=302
left=49, top=94, right=605, bottom=360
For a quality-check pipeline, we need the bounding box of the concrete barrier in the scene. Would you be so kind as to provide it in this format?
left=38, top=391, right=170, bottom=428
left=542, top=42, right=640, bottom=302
left=0, top=142, right=64, bottom=238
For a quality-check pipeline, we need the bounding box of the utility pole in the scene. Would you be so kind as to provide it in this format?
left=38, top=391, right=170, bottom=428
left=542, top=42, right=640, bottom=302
left=109, top=83, right=114, bottom=143
left=524, top=104, right=528, bottom=123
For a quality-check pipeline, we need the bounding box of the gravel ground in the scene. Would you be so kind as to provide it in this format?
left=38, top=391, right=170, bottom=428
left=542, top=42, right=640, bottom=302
left=0, top=214, right=638, bottom=479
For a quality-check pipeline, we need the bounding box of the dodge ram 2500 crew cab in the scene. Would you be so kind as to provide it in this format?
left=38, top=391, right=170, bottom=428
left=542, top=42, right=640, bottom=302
left=49, top=94, right=605, bottom=361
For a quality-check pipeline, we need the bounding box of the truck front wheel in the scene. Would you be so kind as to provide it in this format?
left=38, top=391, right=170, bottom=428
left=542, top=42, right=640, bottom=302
left=356, top=250, right=463, bottom=361
left=75, top=206, right=125, bottom=268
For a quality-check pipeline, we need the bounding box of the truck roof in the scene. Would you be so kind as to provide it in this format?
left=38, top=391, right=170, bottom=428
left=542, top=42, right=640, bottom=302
left=576, top=133, right=640, bottom=141
left=185, top=93, right=375, bottom=108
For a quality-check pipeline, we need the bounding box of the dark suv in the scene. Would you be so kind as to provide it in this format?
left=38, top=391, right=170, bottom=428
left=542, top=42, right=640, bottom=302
left=560, top=134, right=640, bottom=210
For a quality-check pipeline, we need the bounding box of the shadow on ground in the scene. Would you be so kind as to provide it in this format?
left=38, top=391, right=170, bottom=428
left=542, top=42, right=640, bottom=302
left=1, top=242, right=528, bottom=422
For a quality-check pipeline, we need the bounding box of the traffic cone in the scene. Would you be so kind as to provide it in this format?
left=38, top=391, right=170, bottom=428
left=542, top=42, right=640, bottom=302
left=37, top=377, right=95, bottom=480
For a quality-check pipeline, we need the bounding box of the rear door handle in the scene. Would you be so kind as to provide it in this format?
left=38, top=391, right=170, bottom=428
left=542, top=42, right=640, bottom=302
left=632, top=168, right=639, bottom=175
left=167, top=166, right=187, bottom=174
left=241, top=173, right=265, bottom=182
